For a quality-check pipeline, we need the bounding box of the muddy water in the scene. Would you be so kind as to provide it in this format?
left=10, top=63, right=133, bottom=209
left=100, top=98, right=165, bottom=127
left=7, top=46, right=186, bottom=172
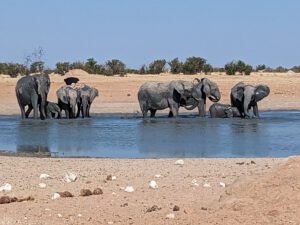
left=0, top=111, right=299, bottom=158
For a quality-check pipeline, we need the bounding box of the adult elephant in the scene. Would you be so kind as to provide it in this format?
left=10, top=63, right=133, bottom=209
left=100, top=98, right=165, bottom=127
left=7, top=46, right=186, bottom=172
left=76, top=85, right=99, bottom=118
left=56, top=85, right=79, bottom=119
left=15, top=74, right=50, bottom=119
left=138, top=78, right=220, bottom=118
left=230, top=82, right=270, bottom=118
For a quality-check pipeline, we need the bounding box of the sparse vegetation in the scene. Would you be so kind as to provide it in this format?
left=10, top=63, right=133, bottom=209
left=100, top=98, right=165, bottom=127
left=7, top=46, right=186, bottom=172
left=182, top=57, right=206, bottom=74
left=148, top=59, right=166, bottom=74
left=168, top=58, right=183, bottom=74
left=225, top=60, right=253, bottom=75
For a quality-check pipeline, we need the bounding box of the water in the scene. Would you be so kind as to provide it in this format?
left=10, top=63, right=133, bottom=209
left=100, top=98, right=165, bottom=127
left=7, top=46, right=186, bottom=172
left=0, top=111, right=299, bottom=158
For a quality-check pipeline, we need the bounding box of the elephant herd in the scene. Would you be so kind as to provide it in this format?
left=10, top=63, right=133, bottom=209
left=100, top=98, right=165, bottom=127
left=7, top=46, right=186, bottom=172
left=15, top=74, right=99, bottom=120
left=15, top=74, right=270, bottom=120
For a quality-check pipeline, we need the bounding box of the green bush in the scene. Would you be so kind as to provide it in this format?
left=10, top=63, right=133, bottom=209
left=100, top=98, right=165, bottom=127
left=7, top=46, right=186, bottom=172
left=182, top=57, right=206, bottom=74
left=105, top=59, right=126, bottom=75
left=168, top=58, right=183, bottom=74
left=225, top=60, right=253, bottom=75
left=0, top=63, right=27, bottom=77
left=139, top=65, right=148, bottom=74
left=56, top=62, right=71, bottom=75
left=291, top=66, right=300, bottom=73
left=203, top=63, right=213, bottom=75
left=30, top=61, right=44, bottom=74
left=148, top=59, right=166, bottom=74
left=85, top=58, right=98, bottom=74
left=256, top=64, right=266, bottom=71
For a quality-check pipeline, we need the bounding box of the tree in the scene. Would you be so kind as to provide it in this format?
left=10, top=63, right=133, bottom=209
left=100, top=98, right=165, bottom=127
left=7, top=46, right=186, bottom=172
left=105, top=59, right=126, bottom=75
left=182, top=57, right=206, bottom=74
left=256, top=64, right=266, bottom=71
left=30, top=61, right=44, bottom=73
left=291, top=66, right=300, bottom=73
left=139, top=65, right=148, bottom=74
left=56, top=62, right=70, bottom=75
left=244, top=65, right=253, bottom=75
left=202, top=63, right=213, bottom=75
left=225, top=60, right=253, bottom=75
left=168, top=58, right=183, bottom=74
left=148, top=59, right=166, bottom=74
left=85, top=58, right=98, bottom=74
left=70, top=61, right=86, bottom=70
left=224, top=61, right=237, bottom=75
left=274, top=66, right=288, bottom=73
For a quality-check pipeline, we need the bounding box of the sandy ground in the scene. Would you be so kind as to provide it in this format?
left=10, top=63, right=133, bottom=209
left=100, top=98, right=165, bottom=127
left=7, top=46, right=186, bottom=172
left=1, top=71, right=300, bottom=224
left=2, top=156, right=300, bottom=225
left=1, top=71, right=300, bottom=115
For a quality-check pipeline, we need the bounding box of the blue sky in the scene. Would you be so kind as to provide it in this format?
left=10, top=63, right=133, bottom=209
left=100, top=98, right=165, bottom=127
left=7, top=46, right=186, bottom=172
left=1, top=0, right=299, bottom=68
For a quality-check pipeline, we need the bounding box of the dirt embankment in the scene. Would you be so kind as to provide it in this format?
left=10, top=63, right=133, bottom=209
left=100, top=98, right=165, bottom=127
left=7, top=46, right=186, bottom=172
left=1, top=71, right=300, bottom=115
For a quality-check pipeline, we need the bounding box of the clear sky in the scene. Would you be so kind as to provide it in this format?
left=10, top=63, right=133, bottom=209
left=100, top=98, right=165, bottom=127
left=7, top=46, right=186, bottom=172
left=1, top=0, right=299, bottom=69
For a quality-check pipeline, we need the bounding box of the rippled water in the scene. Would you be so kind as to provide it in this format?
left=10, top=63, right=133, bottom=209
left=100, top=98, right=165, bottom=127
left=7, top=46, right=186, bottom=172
left=0, top=111, right=299, bottom=158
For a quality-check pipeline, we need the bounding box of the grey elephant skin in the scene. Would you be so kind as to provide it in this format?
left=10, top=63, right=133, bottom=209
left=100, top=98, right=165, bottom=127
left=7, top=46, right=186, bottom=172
left=137, top=78, right=220, bottom=118
left=77, top=85, right=99, bottom=118
left=46, top=101, right=61, bottom=119
left=230, top=82, right=270, bottom=118
left=209, top=103, right=241, bottom=118
left=15, top=74, right=50, bottom=119
left=56, top=85, right=79, bottom=119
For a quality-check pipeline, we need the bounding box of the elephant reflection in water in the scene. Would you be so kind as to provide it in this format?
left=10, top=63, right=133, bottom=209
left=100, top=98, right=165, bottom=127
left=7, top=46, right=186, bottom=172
left=16, top=120, right=51, bottom=156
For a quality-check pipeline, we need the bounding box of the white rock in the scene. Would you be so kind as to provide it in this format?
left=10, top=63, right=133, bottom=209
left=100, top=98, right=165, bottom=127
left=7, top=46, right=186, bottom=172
left=166, top=213, right=175, bottom=219
left=124, top=186, right=134, bottom=193
left=174, top=159, right=184, bottom=165
left=107, top=222, right=114, bottom=225
left=203, top=182, right=211, bottom=188
left=39, top=174, right=51, bottom=179
left=149, top=180, right=158, bottom=189
left=154, top=174, right=162, bottom=178
left=111, top=176, right=117, bottom=180
left=112, top=192, right=116, bottom=195
left=57, top=214, right=62, bottom=218
left=39, top=183, right=47, bottom=188
left=191, top=179, right=200, bottom=186
left=77, top=214, right=82, bottom=217
left=63, top=172, right=77, bottom=183
left=51, top=193, right=61, bottom=200
left=219, top=182, right=226, bottom=188
left=0, top=183, right=12, bottom=192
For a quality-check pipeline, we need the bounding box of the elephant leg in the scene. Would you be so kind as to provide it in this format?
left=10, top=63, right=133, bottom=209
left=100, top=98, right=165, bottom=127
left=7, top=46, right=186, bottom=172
left=87, top=105, right=91, bottom=117
left=253, top=103, right=259, bottom=118
left=139, top=103, right=148, bottom=118
left=31, top=94, right=38, bottom=119
left=168, top=111, right=174, bottom=117
left=25, top=105, right=33, bottom=118
left=243, top=97, right=252, bottom=119
left=197, top=103, right=205, bottom=117
left=76, top=103, right=81, bottom=118
left=150, top=109, right=156, bottom=117
left=169, top=105, right=178, bottom=117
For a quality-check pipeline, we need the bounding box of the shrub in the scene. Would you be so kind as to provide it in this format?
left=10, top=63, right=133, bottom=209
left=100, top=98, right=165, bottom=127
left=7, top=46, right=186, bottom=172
left=70, top=61, right=86, bottom=70
left=168, top=58, right=183, bottom=74
left=30, top=61, right=44, bottom=74
left=148, top=59, right=166, bottom=74
left=225, top=60, right=253, bottom=75
left=291, top=66, right=300, bottom=73
left=105, top=59, right=126, bottom=75
left=85, top=58, right=98, bottom=74
left=274, top=66, right=288, bottom=73
left=182, top=57, right=206, bottom=74
left=56, top=62, right=71, bottom=75
left=256, top=64, right=266, bottom=71
left=202, top=63, right=213, bottom=75
left=139, top=65, right=148, bottom=74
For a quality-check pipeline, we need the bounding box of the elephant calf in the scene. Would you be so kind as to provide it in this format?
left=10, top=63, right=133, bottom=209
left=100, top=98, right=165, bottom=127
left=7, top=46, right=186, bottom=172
left=209, top=103, right=240, bottom=118
left=46, top=101, right=61, bottom=119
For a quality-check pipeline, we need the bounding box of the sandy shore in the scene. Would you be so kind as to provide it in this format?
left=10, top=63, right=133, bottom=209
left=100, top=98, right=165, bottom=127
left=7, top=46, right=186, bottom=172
left=2, top=156, right=300, bottom=225
left=1, top=71, right=300, bottom=115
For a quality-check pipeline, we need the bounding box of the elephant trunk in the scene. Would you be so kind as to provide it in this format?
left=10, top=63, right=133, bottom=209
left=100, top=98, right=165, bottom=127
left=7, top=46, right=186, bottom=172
left=40, top=92, right=47, bottom=120
left=82, top=100, right=88, bottom=118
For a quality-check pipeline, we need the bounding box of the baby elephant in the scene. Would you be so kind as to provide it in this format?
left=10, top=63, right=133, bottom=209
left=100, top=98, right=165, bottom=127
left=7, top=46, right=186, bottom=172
left=46, top=101, right=61, bottom=119
left=209, top=103, right=241, bottom=118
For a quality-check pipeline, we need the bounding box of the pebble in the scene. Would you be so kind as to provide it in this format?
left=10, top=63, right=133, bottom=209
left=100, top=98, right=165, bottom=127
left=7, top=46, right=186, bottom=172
left=51, top=193, right=61, bottom=200
left=63, top=172, right=77, bottom=183
left=93, top=188, right=103, bottom=195
left=77, top=214, right=82, bottom=217
left=219, top=182, right=226, bottom=188
left=173, top=205, right=180, bottom=211
left=80, top=189, right=93, bottom=196
left=0, top=183, right=12, bottom=192
left=174, top=159, right=184, bottom=165
left=124, top=186, right=134, bottom=193
left=154, top=174, right=162, bottom=178
left=39, top=174, right=51, bottom=179
left=57, top=214, right=62, bottom=218
left=191, top=179, right=200, bottom=186
left=166, top=213, right=175, bottom=219
left=149, top=180, right=158, bottom=189
left=203, top=182, right=211, bottom=188
left=39, top=183, right=47, bottom=189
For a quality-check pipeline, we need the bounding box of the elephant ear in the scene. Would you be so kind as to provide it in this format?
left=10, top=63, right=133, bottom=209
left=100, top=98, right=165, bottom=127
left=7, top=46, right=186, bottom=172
left=231, top=82, right=245, bottom=102
left=89, top=88, right=99, bottom=102
left=56, top=87, right=68, bottom=104
left=255, top=85, right=270, bottom=102
left=200, top=78, right=211, bottom=96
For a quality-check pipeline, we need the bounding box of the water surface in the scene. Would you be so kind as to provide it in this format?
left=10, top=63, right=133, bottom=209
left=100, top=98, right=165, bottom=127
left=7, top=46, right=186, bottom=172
left=0, top=111, right=299, bottom=158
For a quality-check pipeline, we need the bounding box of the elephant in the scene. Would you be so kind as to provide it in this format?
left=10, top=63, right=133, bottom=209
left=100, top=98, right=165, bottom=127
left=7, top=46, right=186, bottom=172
left=137, top=78, right=220, bottom=118
left=182, top=78, right=221, bottom=116
left=76, top=85, right=99, bottom=118
left=64, top=77, right=79, bottom=85
left=56, top=85, right=79, bottom=119
left=46, top=101, right=61, bottom=119
left=209, top=103, right=241, bottom=118
left=15, top=74, right=50, bottom=119
left=230, top=82, right=270, bottom=118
